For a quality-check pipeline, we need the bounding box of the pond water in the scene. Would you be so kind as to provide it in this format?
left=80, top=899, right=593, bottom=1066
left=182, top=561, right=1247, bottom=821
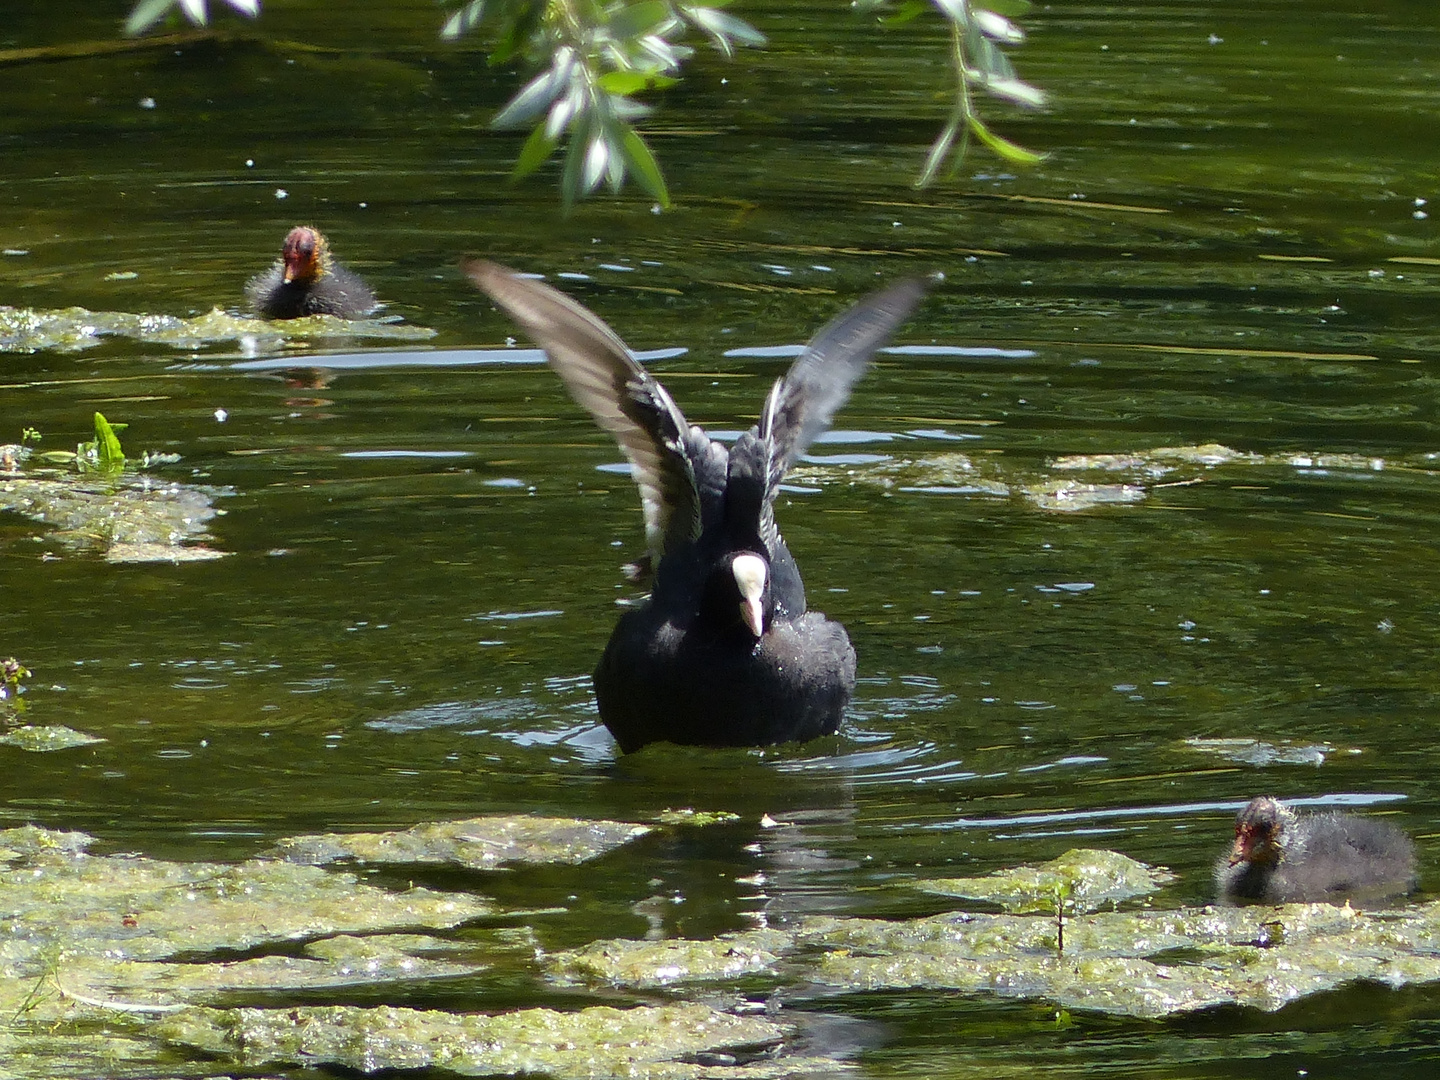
left=5, top=0, right=1440, bottom=1076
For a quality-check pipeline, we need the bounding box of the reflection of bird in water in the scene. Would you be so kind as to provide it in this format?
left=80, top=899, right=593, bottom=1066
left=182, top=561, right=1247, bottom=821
left=277, top=366, right=337, bottom=411
left=245, top=226, right=377, bottom=319
left=282, top=367, right=335, bottom=392
left=466, top=260, right=929, bottom=752
left=1215, top=795, right=1417, bottom=904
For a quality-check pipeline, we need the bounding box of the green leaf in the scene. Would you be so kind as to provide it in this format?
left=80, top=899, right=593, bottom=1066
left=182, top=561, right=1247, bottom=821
left=633, top=33, right=687, bottom=70
left=967, top=32, right=1017, bottom=81
left=492, top=63, right=568, bottom=130
left=968, top=114, right=1046, bottom=164
left=489, top=5, right=542, bottom=66
left=606, top=1, right=673, bottom=41
left=610, top=97, right=655, bottom=122
left=125, top=0, right=179, bottom=35
left=931, top=0, right=971, bottom=27
left=93, top=413, right=126, bottom=471
left=559, top=116, right=591, bottom=208
left=544, top=91, right=580, bottom=139
left=441, top=0, right=487, bottom=41
left=597, top=71, right=679, bottom=96
left=979, top=0, right=1033, bottom=16
left=878, top=0, right=931, bottom=27
left=686, top=7, right=767, bottom=51
left=982, top=75, right=1046, bottom=108
left=513, top=123, right=560, bottom=180
left=973, top=8, right=1023, bottom=44
left=916, top=113, right=964, bottom=188
left=582, top=131, right=613, bottom=194
left=620, top=128, right=671, bottom=207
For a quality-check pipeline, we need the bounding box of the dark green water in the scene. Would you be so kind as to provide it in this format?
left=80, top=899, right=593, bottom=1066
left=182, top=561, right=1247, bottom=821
left=6, top=0, right=1440, bottom=1075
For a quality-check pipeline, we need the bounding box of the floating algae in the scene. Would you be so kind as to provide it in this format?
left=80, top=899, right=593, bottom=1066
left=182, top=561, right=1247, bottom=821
left=0, top=304, right=435, bottom=354
left=799, top=900, right=1440, bottom=1018
left=655, top=808, right=743, bottom=827
left=9, top=827, right=1440, bottom=1078
left=1022, top=478, right=1148, bottom=512
left=0, top=725, right=104, bottom=751
left=272, top=814, right=655, bottom=870
left=912, top=848, right=1176, bottom=913
left=0, top=469, right=228, bottom=561
left=1051, top=443, right=1386, bottom=475
left=0, top=824, right=498, bottom=1077
left=1184, top=736, right=1338, bottom=766
left=58, top=933, right=490, bottom=1008
left=534, top=848, right=1440, bottom=1022
left=787, top=443, right=1397, bottom=515
left=549, top=928, right=792, bottom=987
left=154, top=1002, right=796, bottom=1078
left=788, top=452, right=1012, bottom=498
left=0, top=825, right=492, bottom=969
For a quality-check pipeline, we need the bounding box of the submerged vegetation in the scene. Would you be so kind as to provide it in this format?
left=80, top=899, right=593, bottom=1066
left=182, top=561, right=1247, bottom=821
left=122, top=0, right=1045, bottom=204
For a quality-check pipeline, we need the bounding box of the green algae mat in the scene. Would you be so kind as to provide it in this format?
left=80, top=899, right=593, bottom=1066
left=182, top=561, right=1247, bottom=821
left=4, top=825, right=1440, bottom=1078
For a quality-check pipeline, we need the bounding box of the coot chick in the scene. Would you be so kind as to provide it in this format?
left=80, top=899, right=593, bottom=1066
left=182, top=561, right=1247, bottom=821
left=465, top=261, right=929, bottom=752
left=1215, top=796, right=1417, bottom=904
left=245, top=226, right=376, bottom=319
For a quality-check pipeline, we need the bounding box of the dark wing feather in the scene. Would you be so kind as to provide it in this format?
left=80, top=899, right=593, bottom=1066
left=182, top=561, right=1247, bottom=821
left=757, top=278, right=930, bottom=536
left=464, top=260, right=701, bottom=557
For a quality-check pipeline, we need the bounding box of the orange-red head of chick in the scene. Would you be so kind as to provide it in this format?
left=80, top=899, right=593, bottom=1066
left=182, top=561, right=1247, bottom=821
left=280, top=226, right=329, bottom=285
left=245, top=225, right=376, bottom=320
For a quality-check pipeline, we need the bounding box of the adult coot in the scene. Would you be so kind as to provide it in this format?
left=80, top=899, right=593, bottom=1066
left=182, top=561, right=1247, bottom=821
left=1215, top=795, right=1417, bottom=904
left=465, top=261, right=929, bottom=752
left=245, top=226, right=376, bottom=319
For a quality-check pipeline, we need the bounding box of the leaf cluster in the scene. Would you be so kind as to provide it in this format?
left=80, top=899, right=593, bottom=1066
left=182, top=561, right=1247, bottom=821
left=125, top=0, right=258, bottom=36
left=859, top=0, right=1045, bottom=183
left=444, top=0, right=765, bottom=207
left=75, top=413, right=128, bottom=474
left=123, top=0, right=1045, bottom=202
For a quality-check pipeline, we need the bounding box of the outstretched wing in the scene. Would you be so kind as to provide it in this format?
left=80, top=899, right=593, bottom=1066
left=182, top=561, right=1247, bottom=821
left=464, top=260, right=702, bottom=557
left=755, top=277, right=930, bottom=537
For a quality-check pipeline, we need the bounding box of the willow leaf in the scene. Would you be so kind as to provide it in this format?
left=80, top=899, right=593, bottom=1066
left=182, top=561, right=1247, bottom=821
left=968, top=114, right=1046, bottom=163
left=620, top=128, right=671, bottom=206
left=513, top=124, right=560, bottom=180
left=597, top=71, right=679, bottom=95
left=126, top=0, right=179, bottom=33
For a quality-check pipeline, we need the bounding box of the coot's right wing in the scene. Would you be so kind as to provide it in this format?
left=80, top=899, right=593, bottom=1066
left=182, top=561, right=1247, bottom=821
left=465, top=261, right=704, bottom=557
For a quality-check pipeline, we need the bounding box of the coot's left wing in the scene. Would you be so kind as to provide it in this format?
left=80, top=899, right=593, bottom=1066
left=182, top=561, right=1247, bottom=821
left=755, top=278, right=930, bottom=540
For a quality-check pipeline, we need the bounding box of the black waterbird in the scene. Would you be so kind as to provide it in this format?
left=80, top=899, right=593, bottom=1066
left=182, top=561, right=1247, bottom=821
left=465, top=262, right=929, bottom=752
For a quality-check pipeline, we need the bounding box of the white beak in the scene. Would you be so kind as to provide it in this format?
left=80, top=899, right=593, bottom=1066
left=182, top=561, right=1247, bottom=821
left=732, top=553, right=767, bottom=637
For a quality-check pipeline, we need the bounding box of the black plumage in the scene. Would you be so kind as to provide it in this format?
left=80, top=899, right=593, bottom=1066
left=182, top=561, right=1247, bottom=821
left=465, top=262, right=928, bottom=752
left=1215, top=796, right=1418, bottom=904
